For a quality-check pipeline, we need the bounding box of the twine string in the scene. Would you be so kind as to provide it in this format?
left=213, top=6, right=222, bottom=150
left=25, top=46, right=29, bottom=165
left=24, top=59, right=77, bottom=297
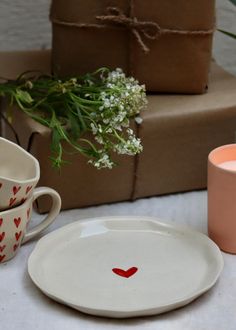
left=50, top=6, right=214, bottom=54
left=96, top=7, right=161, bottom=53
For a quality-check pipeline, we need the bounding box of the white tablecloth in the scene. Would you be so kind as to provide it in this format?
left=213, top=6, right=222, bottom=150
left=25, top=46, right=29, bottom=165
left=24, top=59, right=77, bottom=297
left=1, top=190, right=236, bottom=330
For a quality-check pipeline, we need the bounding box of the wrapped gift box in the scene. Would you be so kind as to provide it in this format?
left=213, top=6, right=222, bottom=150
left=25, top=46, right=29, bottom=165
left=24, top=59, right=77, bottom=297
left=50, top=0, right=215, bottom=94
left=1, top=50, right=236, bottom=213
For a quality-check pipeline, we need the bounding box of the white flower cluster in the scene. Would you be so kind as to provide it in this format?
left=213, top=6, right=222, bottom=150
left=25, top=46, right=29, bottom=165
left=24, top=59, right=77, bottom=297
left=105, top=68, right=147, bottom=116
left=88, top=151, right=114, bottom=169
left=114, top=129, right=143, bottom=156
left=86, top=68, right=147, bottom=169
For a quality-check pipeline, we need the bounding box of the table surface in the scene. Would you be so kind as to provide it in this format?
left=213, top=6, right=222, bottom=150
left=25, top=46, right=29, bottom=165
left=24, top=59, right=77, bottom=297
left=1, top=190, right=235, bottom=330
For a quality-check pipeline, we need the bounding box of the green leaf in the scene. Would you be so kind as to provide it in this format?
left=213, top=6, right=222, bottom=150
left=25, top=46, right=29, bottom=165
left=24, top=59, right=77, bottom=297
left=229, top=0, right=236, bottom=6
left=51, top=128, right=62, bottom=153
left=75, top=105, right=87, bottom=131
left=67, top=112, right=81, bottom=140
left=16, top=89, right=33, bottom=104
left=218, top=29, right=236, bottom=39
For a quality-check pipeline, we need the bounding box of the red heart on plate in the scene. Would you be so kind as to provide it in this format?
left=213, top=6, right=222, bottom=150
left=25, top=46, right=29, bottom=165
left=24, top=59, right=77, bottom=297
left=0, top=232, right=5, bottom=242
left=0, top=255, right=6, bottom=262
left=0, top=245, right=6, bottom=252
left=9, top=198, right=16, bottom=207
left=112, top=267, right=138, bottom=278
left=13, top=186, right=21, bottom=195
left=15, top=231, right=22, bottom=241
left=14, top=217, right=21, bottom=228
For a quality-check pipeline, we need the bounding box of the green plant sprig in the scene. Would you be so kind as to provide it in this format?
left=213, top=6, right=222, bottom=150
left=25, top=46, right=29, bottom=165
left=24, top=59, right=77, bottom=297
left=218, top=0, right=236, bottom=39
left=0, top=68, right=147, bottom=169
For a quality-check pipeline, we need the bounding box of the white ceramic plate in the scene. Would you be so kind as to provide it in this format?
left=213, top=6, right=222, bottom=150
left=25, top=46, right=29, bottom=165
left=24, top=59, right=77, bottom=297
left=28, top=216, right=223, bottom=318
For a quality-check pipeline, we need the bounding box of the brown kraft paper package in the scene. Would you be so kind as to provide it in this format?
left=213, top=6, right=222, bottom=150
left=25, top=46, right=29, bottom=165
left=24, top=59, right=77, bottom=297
left=1, top=51, right=236, bottom=213
left=50, top=0, right=215, bottom=94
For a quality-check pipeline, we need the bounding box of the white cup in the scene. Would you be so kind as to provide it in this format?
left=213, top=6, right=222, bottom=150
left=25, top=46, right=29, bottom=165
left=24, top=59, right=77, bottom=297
left=0, top=137, right=40, bottom=210
left=0, top=187, right=61, bottom=263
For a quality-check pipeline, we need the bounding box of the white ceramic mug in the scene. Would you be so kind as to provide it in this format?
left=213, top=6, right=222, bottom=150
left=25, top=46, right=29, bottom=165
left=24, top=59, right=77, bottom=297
left=0, top=187, right=61, bottom=263
left=0, top=137, right=40, bottom=210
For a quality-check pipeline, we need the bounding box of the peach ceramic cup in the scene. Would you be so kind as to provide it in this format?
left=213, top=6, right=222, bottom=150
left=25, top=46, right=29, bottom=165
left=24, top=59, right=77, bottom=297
left=208, top=144, right=236, bottom=253
left=0, top=137, right=40, bottom=210
left=0, top=186, right=61, bottom=263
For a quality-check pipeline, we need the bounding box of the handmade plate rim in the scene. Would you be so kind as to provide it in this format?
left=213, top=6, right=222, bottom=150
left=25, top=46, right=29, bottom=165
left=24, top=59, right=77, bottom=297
left=28, top=216, right=224, bottom=317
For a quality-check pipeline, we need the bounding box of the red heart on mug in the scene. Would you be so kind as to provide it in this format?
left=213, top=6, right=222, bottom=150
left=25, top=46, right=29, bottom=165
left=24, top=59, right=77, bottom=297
left=13, top=186, right=21, bottom=195
left=26, top=186, right=33, bottom=194
left=15, top=231, right=22, bottom=241
left=13, top=244, right=19, bottom=252
left=112, top=267, right=138, bottom=278
left=9, top=198, right=16, bottom=207
left=0, top=232, right=5, bottom=242
left=0, top=245, right=6, bottom=252
left=27, top=208, right=30, bottom=219
left=0, top=255, right=5, bottom=262
left=14, top=217, right=21, bottom=228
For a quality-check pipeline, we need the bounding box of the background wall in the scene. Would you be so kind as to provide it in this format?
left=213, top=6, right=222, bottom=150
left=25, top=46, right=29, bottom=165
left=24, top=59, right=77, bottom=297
left=0, top=0, right=236, bottom=75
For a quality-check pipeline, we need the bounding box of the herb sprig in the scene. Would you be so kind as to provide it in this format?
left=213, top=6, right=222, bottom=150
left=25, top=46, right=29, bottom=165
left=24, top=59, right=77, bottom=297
left=0, top=68, right=147, bottom=169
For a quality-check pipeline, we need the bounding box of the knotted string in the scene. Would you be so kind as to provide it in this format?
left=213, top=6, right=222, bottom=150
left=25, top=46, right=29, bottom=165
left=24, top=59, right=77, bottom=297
left=96, top=7, right=161, bottom=53
left=50, top=6, right=215, bottom=54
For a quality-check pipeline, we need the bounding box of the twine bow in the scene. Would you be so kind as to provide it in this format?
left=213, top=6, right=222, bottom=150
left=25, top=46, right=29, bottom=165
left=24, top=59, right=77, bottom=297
left=96, top=7, right=161, bottom=54
left=50, top=6, right=214, bottom=55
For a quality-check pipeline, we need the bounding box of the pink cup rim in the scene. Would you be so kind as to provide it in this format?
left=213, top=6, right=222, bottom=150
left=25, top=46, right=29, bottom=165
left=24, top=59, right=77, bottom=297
left=208, top=144, right=236, bottom=173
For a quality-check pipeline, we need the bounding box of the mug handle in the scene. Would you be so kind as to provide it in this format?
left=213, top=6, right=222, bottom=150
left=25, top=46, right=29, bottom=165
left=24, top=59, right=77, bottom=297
left=22, top=187, right=61, bottom=244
